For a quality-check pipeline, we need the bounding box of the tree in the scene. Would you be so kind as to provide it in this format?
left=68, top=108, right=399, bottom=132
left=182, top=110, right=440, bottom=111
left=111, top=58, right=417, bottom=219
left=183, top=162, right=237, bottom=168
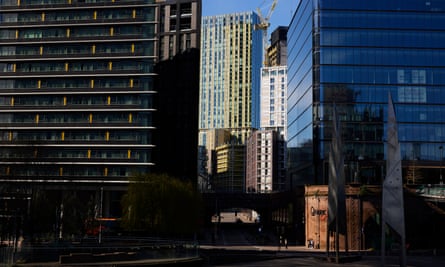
left=121, top=173, right=202, bottom=237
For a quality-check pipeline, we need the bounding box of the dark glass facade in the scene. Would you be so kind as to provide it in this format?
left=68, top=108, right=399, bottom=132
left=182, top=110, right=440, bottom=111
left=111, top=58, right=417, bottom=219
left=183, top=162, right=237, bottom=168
left=288, top=0, right=445, bottom=185
left=0, top=0, right=157, bottom=186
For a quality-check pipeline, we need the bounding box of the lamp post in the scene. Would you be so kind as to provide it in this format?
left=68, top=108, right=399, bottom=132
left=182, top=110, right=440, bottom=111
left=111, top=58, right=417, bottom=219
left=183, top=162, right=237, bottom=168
left=99, top=187, right=103, bottom=244
left=439, top=146, right=443, bottom=185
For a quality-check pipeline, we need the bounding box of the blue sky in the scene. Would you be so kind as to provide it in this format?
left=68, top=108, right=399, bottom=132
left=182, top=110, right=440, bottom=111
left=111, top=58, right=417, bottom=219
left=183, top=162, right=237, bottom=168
left=202, top=0, right=300, bottom=33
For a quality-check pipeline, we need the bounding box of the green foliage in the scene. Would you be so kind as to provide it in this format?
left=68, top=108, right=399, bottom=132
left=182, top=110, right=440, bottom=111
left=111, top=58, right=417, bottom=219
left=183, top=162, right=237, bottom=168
left=121, top=173, right=202, bottom=237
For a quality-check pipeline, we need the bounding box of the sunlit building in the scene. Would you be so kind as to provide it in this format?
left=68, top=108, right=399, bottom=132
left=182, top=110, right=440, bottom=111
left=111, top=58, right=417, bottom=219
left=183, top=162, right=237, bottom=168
left=198, top=11, right=263, bottom=191
left=266, top=26, right=288, bottom=67
left=260, top=65, right=288, bottom=136
left=245, top=26, right=288, bottom=194
left=214, top=143, right=245, bottom=193
left=246, top=129, right=286, bottom=193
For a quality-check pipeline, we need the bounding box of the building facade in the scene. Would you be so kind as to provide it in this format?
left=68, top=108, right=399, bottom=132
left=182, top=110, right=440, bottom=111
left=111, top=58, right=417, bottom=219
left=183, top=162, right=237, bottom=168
left=198, top=11, right=263, bottom=191
left=247, top=64, right=287, bottom=193
left=246, top=129, right=286, bottom=193
left=245, top=25, right=288, bottom=194
left=266, top=26, right=288, bottom=67
left=0, top=0, right=202, bottom=239
left=156, top=0, right=201, bottom=60
left=287, top=0, right=445, bottom=186
left=154, top=0, right=201, bottom=182
left=260, top=65, right=288, bottom=135
left=197, top=129, right=231, bottom=191
left=214, top=143, right=245, bottom=193
left=0, top=0, right=157, bottom=189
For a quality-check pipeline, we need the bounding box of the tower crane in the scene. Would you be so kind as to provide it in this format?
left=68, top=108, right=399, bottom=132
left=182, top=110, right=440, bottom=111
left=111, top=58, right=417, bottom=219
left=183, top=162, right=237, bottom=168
left=255, top=0, right=278, bottom=66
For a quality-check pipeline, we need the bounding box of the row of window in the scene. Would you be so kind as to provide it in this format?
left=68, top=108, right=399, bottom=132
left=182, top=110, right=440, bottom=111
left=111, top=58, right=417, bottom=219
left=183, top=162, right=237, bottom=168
left=1, top=130, right=151, bottom=143
left=0, top=78, right=154, bottom=90
left=202, top=12, right=257, bottom=27
left=320, top=66, right=445, bottom=85
left=0, top=95, right=152, bottom=107
left=320, top=29, right=445, bottom=49
left=0, top=25, right=155, bottom=40
left=0, top=112, right=152, bottom=125
left=318, top=0, right=445, bottom=13
left=316, top=121, right=445, bottom=146
left=0, top=42, right=155, bottom=56
left=317, top=139, right=445, bottom=163
left=316, top=102, right=445, bottom=125
left=319, top=84, right=445, bottom=105
left=0, top=165, right=149, bottom=178
left=169, top=17, right=192, bottom=31
left=320, top=10, right=445, bottom=30
left=0, top=149, right=150, bottom=161
left=1, top=60, right=154, bottom=73
left=0, top=8, right=155, bottom=23
left=261, top=69, right=287, bottom=77
left=0, top=0, right=153, bottom=7
left=320, top=47, right=445, bottom=67
left=168, top=2, right=192, bottom=17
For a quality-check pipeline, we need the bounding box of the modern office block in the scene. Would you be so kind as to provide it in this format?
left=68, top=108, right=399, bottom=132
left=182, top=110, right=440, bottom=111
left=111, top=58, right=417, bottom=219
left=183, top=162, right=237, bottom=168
left=198, top=11, right=262, bottom=191
left=287, top=0, right=445, bottom=186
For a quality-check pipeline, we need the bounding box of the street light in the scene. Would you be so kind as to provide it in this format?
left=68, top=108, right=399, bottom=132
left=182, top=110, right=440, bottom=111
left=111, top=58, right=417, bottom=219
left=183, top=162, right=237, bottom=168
left=439, top=146, right=443, bottom=185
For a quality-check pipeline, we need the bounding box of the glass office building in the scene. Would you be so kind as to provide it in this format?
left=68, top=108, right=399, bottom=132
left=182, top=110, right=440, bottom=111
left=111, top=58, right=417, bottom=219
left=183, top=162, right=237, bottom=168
left=288, top=0, right=445, bottom=185
left=0, top=1, right=157, bottom=192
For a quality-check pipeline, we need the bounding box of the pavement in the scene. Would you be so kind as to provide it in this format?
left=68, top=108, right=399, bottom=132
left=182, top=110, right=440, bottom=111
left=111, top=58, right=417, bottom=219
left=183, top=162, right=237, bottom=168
left=9, top=243, right=445, bottom=267
left=196, top=224, right=445, bottom=266
left=199, top=244, right=445, bottom=267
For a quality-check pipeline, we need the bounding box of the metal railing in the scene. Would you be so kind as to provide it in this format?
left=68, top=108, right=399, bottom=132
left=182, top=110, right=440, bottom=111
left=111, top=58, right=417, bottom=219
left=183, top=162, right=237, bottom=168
left=1, top=237, right=199, bottom=266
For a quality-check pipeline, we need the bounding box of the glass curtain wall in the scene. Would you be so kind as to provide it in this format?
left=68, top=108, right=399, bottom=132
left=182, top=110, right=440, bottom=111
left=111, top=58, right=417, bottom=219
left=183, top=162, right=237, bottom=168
left=288, top=0, right=445, bottom=185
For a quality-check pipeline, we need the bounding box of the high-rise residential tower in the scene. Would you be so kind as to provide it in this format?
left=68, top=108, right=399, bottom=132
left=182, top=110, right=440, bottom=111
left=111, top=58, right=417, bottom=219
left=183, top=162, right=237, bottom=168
left=287, top=0, right=445, bottom=186
left=260, top=65, right=288, bottom=133
left=198, top=11, right=263, bottom=192
left=0, top=1, right=157, bottom=197
left=246, top=129, right=286, bottom=193
left=245, top=26, right=288, bottom=193
left=0, top=0, right=202, bottom=220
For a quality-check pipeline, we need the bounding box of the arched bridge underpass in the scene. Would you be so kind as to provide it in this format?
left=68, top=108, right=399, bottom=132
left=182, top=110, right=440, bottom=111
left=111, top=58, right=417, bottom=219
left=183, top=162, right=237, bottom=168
left=201, top=189, right=304, bottom=226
